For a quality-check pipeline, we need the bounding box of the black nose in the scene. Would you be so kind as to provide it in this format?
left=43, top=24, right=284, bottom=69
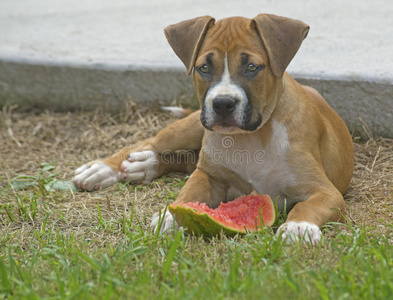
left=212, top=97, right=237, bottom=117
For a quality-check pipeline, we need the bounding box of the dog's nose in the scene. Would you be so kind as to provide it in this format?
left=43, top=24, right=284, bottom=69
left=212, top=97, right=237, bottom=117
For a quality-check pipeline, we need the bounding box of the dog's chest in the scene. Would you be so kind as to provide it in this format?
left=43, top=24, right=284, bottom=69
left=203, top=121, right=296, bottom=196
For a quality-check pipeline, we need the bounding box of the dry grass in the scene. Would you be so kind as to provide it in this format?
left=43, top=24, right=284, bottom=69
left=1, top=101, right=392, bottom=243
left=346, top=137, right=393, bottom=228
left=0, top=102, right=184, bottom=249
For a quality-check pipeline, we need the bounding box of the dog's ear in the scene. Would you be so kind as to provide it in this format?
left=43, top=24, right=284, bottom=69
left=165, top=16, right=215, bottom=75
left=252, top=14, right=309, bottom=78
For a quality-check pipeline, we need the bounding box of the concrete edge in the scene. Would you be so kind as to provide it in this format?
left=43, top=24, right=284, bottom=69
left=0, top=59, right=197, bottom=111
left=2, top=55, right=393, bottom=84
left=1, top=58, right=392, bottom=139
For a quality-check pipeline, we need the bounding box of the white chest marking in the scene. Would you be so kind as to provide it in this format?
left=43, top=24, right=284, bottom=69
left=204, top=120, right=296, bottom=204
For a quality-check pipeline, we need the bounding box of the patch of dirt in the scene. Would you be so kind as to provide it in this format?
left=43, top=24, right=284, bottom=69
left=0, top=102, right=392, bottom=238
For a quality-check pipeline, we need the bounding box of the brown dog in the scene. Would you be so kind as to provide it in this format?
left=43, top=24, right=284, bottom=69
left=73, top=14, right=354, bottom=245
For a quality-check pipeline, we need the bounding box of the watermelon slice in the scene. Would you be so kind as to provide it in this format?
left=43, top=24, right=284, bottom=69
left=168, top=193, right=275, bottom=237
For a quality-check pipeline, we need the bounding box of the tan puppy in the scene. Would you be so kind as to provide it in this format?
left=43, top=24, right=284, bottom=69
left=74, top=14, right=354, bottom=245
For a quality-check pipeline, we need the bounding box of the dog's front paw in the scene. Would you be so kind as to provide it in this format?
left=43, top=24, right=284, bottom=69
left=73, top=162, right=120, bottom=191
left=150, top=211, right=180, bottom=234
left=278, top=221, right=322, bottom=246
left=120, top=150, right=160, bottom=184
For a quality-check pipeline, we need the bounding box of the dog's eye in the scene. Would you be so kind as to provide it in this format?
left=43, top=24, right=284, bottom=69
left=246, top=63, right=259, bottom=72
left=198, top=64, right=210, bottom=74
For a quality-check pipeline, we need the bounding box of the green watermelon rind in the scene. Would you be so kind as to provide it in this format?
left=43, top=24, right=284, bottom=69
left=168, top=205, right=242, bottom=237
left=168, top=195, right=276, bottom=237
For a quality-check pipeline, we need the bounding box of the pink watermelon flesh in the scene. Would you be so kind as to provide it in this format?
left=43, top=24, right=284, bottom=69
left=169, top=193, right=275, bottom=237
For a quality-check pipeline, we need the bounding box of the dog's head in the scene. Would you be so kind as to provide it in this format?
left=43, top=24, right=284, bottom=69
left=165, top=14, right=309, bottom=134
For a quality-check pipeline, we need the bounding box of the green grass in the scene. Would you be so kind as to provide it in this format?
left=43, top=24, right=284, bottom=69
left=1, top=220, right=392, bottom=299
left=1, top=170, right=392, bottom=299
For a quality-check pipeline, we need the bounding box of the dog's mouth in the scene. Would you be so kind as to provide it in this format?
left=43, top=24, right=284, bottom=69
left=211, top=123, right=242, bottom=134
left=201, top=105, right=262, bottom=134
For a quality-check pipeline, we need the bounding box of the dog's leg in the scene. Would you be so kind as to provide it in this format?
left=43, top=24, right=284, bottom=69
left=151, top=168, right=228, bottom=233
left=73, top=111, right=203, bottom=191
left=277, top=166, right=346, bottom=246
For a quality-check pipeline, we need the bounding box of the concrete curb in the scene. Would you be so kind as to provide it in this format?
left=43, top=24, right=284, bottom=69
left=0, top=58, right=196, bottom=111
left=296, top=77, right=393, bottom=139
left=1, top=58, right=391, bottom=139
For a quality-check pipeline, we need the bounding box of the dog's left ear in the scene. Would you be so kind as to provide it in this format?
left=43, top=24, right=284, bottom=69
left=165, top=16, right=216, bottom=75
left=252, top=14, right=310, bottom=78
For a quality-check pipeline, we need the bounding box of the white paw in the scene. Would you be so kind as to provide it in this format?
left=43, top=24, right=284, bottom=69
left=120, top=150, right=160, bottom=184
left=278, top=221, right=322, bottom=246
left=150, top=211, right=180, bottom=234
left=73, top=162, right=120, bottom=191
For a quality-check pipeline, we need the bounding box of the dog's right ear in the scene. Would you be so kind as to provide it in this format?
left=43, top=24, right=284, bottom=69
left=165, top=16, right=215, bottom=75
